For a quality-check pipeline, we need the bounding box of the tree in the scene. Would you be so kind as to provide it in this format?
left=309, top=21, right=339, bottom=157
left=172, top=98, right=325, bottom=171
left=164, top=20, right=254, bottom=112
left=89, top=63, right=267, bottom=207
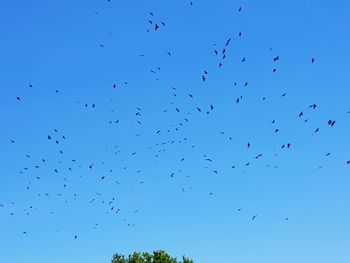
left=111, top=250, right=194, bottom=263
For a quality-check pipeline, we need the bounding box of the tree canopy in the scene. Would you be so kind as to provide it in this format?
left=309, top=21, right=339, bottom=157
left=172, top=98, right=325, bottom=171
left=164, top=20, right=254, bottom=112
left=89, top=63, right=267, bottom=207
left=112, top=250, right=193, bottom=263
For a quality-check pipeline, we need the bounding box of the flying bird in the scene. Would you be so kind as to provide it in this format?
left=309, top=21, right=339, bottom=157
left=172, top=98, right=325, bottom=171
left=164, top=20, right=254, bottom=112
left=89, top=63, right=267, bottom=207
left=328, top=120, right=336, bottom=127
left=309, top=104, right=317, bottom=109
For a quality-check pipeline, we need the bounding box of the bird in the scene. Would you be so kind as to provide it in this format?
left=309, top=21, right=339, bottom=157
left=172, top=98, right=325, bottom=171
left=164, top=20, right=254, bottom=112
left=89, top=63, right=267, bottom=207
left=255, top=154, right=262, bottom=159
left=309, top=104, right=317, bottom=109
left=252, top=215, right=258, bottom=220
left=328, top=120, right=336, bottom=127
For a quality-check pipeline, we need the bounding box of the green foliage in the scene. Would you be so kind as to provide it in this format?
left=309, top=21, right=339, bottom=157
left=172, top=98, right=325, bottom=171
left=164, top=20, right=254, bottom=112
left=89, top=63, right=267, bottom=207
left=112, top=250, right=193, bottom=263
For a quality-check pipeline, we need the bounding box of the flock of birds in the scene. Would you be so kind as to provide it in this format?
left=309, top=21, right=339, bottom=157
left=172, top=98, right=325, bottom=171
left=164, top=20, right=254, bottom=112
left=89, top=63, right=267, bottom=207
left=2, top=2, right=349, bottom=243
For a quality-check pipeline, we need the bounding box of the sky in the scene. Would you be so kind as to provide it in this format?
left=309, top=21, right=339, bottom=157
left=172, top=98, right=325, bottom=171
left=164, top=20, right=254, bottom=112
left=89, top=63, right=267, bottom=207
left=0, top=0, right=350, bottom=262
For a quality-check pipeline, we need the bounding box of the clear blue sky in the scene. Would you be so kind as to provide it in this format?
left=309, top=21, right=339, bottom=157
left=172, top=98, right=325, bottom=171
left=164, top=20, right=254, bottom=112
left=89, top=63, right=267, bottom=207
left=1, top=0, right=350, bottom=262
